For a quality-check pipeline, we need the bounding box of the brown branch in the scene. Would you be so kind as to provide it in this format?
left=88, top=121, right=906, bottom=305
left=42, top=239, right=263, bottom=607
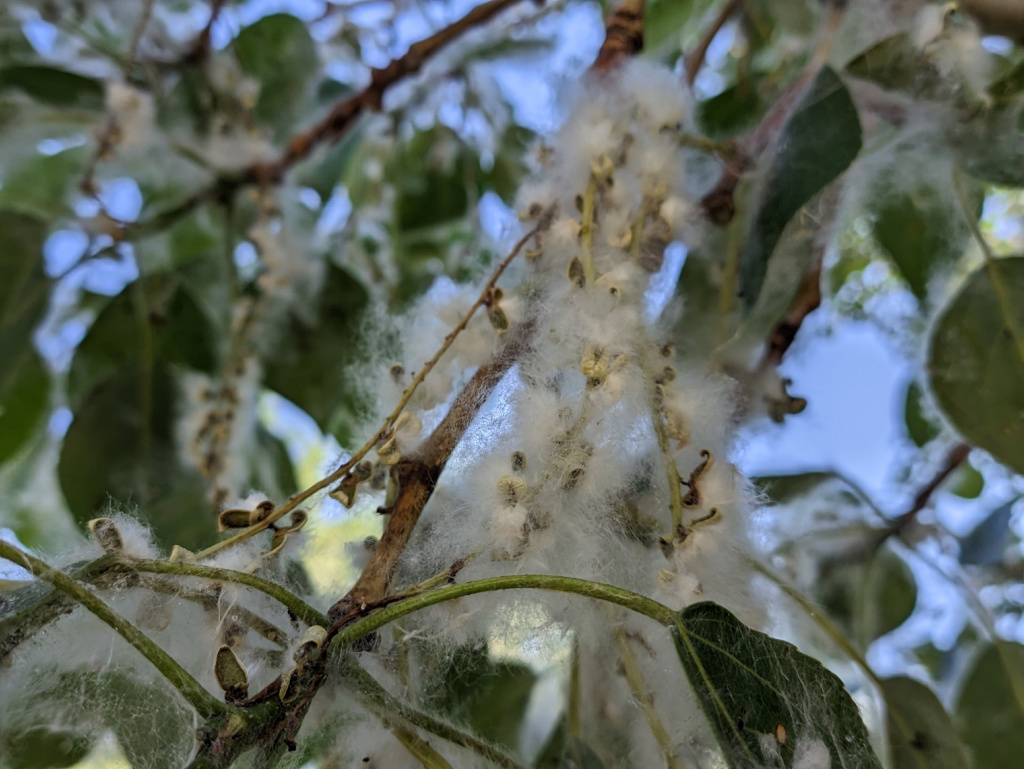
left=328, top=321, right=534, bottom=620
left=892, top=443, right=971, bottom=535
left=592, top=0, right=646, bottom=72
left=128, top=0, right=529, bottom=239
left=184, top=0, right=226, bottom=65
left=684, top=0, right=740, bottom=86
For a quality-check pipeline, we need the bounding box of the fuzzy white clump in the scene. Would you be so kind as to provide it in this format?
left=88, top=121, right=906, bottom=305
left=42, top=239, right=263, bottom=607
left=792, top=737, right=832, bottom=769
left=105, top=82, right=155, bottom=152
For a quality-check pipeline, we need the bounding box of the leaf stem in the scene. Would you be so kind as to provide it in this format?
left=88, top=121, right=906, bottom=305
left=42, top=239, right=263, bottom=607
left=0, top=540, right=226, bottom=719
left=580, top=173, right=599, bottom=285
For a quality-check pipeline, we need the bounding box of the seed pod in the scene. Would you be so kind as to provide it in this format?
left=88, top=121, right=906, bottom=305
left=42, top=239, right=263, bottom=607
left=389, top=363, right=405, bottom=383
left=580, top=345, right=609, bottom=381
left=287, top=509, right=308, bottom=532
left=279, top=667, right=301, bottom=703
left=590, top=153, right=615, bottom=179
left=665, top=408, right=689, bottom=444
left=293, top=625, right=328, bottom=666
left=567, top=256, right=585, bottom=288
left=376, top=436, right=400, bottom=466
left=393, top=412, right=422, bottom=435
left=497, top=475, right=527, bottom=506
left=169, top=545, right=195, bottom=562
left=218, top=508, right=251, bottom=531
left=88, top=518, right=123, bottom=552
left=488, top=305, right=510, bottom=333
left=330, top=480, right=359, bottom=508
left=510, top=451, right=527, bottom=473
left=215, top=645, right=249, bottom=703
left=655, top=365, right=677, bottom=385
left=249, top=500, right=275, bottom=526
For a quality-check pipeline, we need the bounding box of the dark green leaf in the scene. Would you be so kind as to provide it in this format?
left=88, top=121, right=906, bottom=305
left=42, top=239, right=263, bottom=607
left=754, top=472, right=834, bottom=503
left=881, top=677, right=970, bottom=769
left=234, top=14, right=319, bottom=138
left=264, top=263, right=369, bottom=443
left=988, top=59, right=1024, bottom=101
left=0, top=349, right=49, bottom=463
left=698, top=82, right=768, bottom=139
left=644, top=0, right=700, bottom=53
left=0, top=210, right=48, bottom=370
left=672, top=601, right=881, bottom=769
left=0, top=146, right=88, bottom=220
left=958, top=499, right=1016, bottom=565
left=250, top=425, right=297, bottom=502
left=294, top=124, right=363, bottom=201
left=818, top=545, right=917, bottom=649
left=904, top=381, right=940, bottom=448
left=955, top=642, right=1024, bottom=769
left=68, top=274, right=217, bottom=406
left=928, top=256, right=1024, bottom=474
left=394, top=127, right=471, bottom=232
left=534, top=720, right=606, bottom=768
left=425, top=642, right=537, bottom=752
left=0, top=65, right=104, bottom=110
left=951, top=102, right=1024, bottom=187
left=3, top=726, right=92, bottom=769
left=58, top=364, right=212, bottom=549
left=872, top=181, right=978, bottom=300
left=844, top=34, right=947, bottom=100
left=740, top=66, right=861, bottom=310
left=949, top=462, right=984, bottom=499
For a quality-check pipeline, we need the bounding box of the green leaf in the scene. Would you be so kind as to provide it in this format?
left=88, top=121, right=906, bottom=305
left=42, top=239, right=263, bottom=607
left=951, top=102, right=1024, bottom=187
left=928, top=257, right=1024, bottom=474
left=425, top=642, right=537, bottom=753
left=264, top=263, right=369, bottom=444
left=739, top=66, right=861, bottom=310
left=818, top=545, right=917, bottom=650
left=989, top=59, right=1024, bottom=101
left=881, top=676, right=970, bottom=769
left=57, top=364, right=212, bottom=549
left=955, top=642, right=1024, bottom=769
left=0, top=349, right=49, bottom=463
left=250, top=425, right=297, bottom=502
left=644, top=0, right=699, bottom=53
left=394, top=127, right=471, bottom=232
left=844, top=33, right=946, bottom=100
left=0, top=65, right=104, bottom=110
left=294, top=125, right=364, bottom=201
left=234, top=13, right=319, bottom=138
left=0, top=146, right=88, bottom=220
left=0, top=210, right=48, bottom=369
left=958, top=499, right=1016, bottom=566
left=949, top=462, right=984, bottom=499
left=872, top=181, right=978, bottom=300
left=68, top=274, right=217, bottom=406
left=534, top=720, right=606, bottom=768
left=904, top=381, right=940, bottom=448
left=754, top=472, right=834, bottom=503
left=698, top=82, right=768, bottom=139
left=3, top=726, right=92, bottom=769
left=672, top=601, right=881, bottom=769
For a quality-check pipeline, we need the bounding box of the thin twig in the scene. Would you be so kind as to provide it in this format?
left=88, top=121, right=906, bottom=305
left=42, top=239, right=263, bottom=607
left=193, top=227, right=537, bottom=562
left=0, top=540, right=226, bottom=719
left=890, top=443, right=970, bottom=535
left=684, top=0, right=740, bottom=86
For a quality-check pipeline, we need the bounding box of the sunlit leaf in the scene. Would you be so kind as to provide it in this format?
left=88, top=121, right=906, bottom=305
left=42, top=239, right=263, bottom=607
left=739, top=66, right=861, bottom=310
left=955, top=642, right=1024, bottom=769
left=672, top=601, right=881, bottom=769
left=881, top=676, right=969, bottom=769
left=928, top=256, right=1024, bottom=474
left=904, top=381, right=940, bottom=448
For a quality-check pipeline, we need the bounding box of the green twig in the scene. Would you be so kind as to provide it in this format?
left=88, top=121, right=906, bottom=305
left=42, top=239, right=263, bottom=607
left=580, top=174, right=599, bottom=285
left=0, top=541, right=226, bottom=719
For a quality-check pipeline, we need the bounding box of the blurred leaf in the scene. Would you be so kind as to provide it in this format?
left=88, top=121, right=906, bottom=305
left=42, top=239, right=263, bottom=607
left=0, top=210, right=48, bottom=368
left=754, top=472, right=834, bottom=503
left=395, top=127, right=471, bottom=232
left=534, top=720, right=606, bottom=768
left=818, top=545, right=917, bottom=649
left=0, top=65, right=104, bottom=110
left=482, top=124, right=533, bottom=205
left=745, top=0, right=817, bottom=36
left=956, top=642, right=1024, bottom=769
left=264, top=263, right=369, bottom=444
left=0, top=146, right=88, bottom=220
left=904, top=381, right=940, bottom=448
left=881, top=676, right=970, bottom=769
left=644, top=0, right=700, bottom=53
left=68, top=274, right=217, bottom=406
left=3, top=726, right=92, bottom=769
left=58, top=364, right=212, bottom=549
left=949, top=462, right=984, bottom=499
left=250, top=425, right=297, bottom=502
left=426, top=642, right=537, bottom=752
left=672, top=602, right=882, bottom=769
left=740, top=66, right=861, bottom=310
left=294, top=124, right=363, bottom=202
left=989, top=59, right=1024, bottom=101
left=958, top=499, right=1016, bottom=566
left=0, top=349, right=49, bottom=463
left=951, top=103, right=1024, bottom=187
left=872, top=180, right=980, bottom=300
left=234, top=13, right=319, bottom=138
left=698, top=82, right=768, bottom=139
left=844, top=33, right=946, bottom=100
left=928, top=257, right=1024, bottom=474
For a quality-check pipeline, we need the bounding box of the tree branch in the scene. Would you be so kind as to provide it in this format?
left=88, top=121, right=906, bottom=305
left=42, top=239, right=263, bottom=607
left=684, top=0, right=740, bottom=86
left=891, top=443, right=971, bottom=535
left=592, top=0, right=646, bottom=72
left=0, top=541, right=226, bottom=720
